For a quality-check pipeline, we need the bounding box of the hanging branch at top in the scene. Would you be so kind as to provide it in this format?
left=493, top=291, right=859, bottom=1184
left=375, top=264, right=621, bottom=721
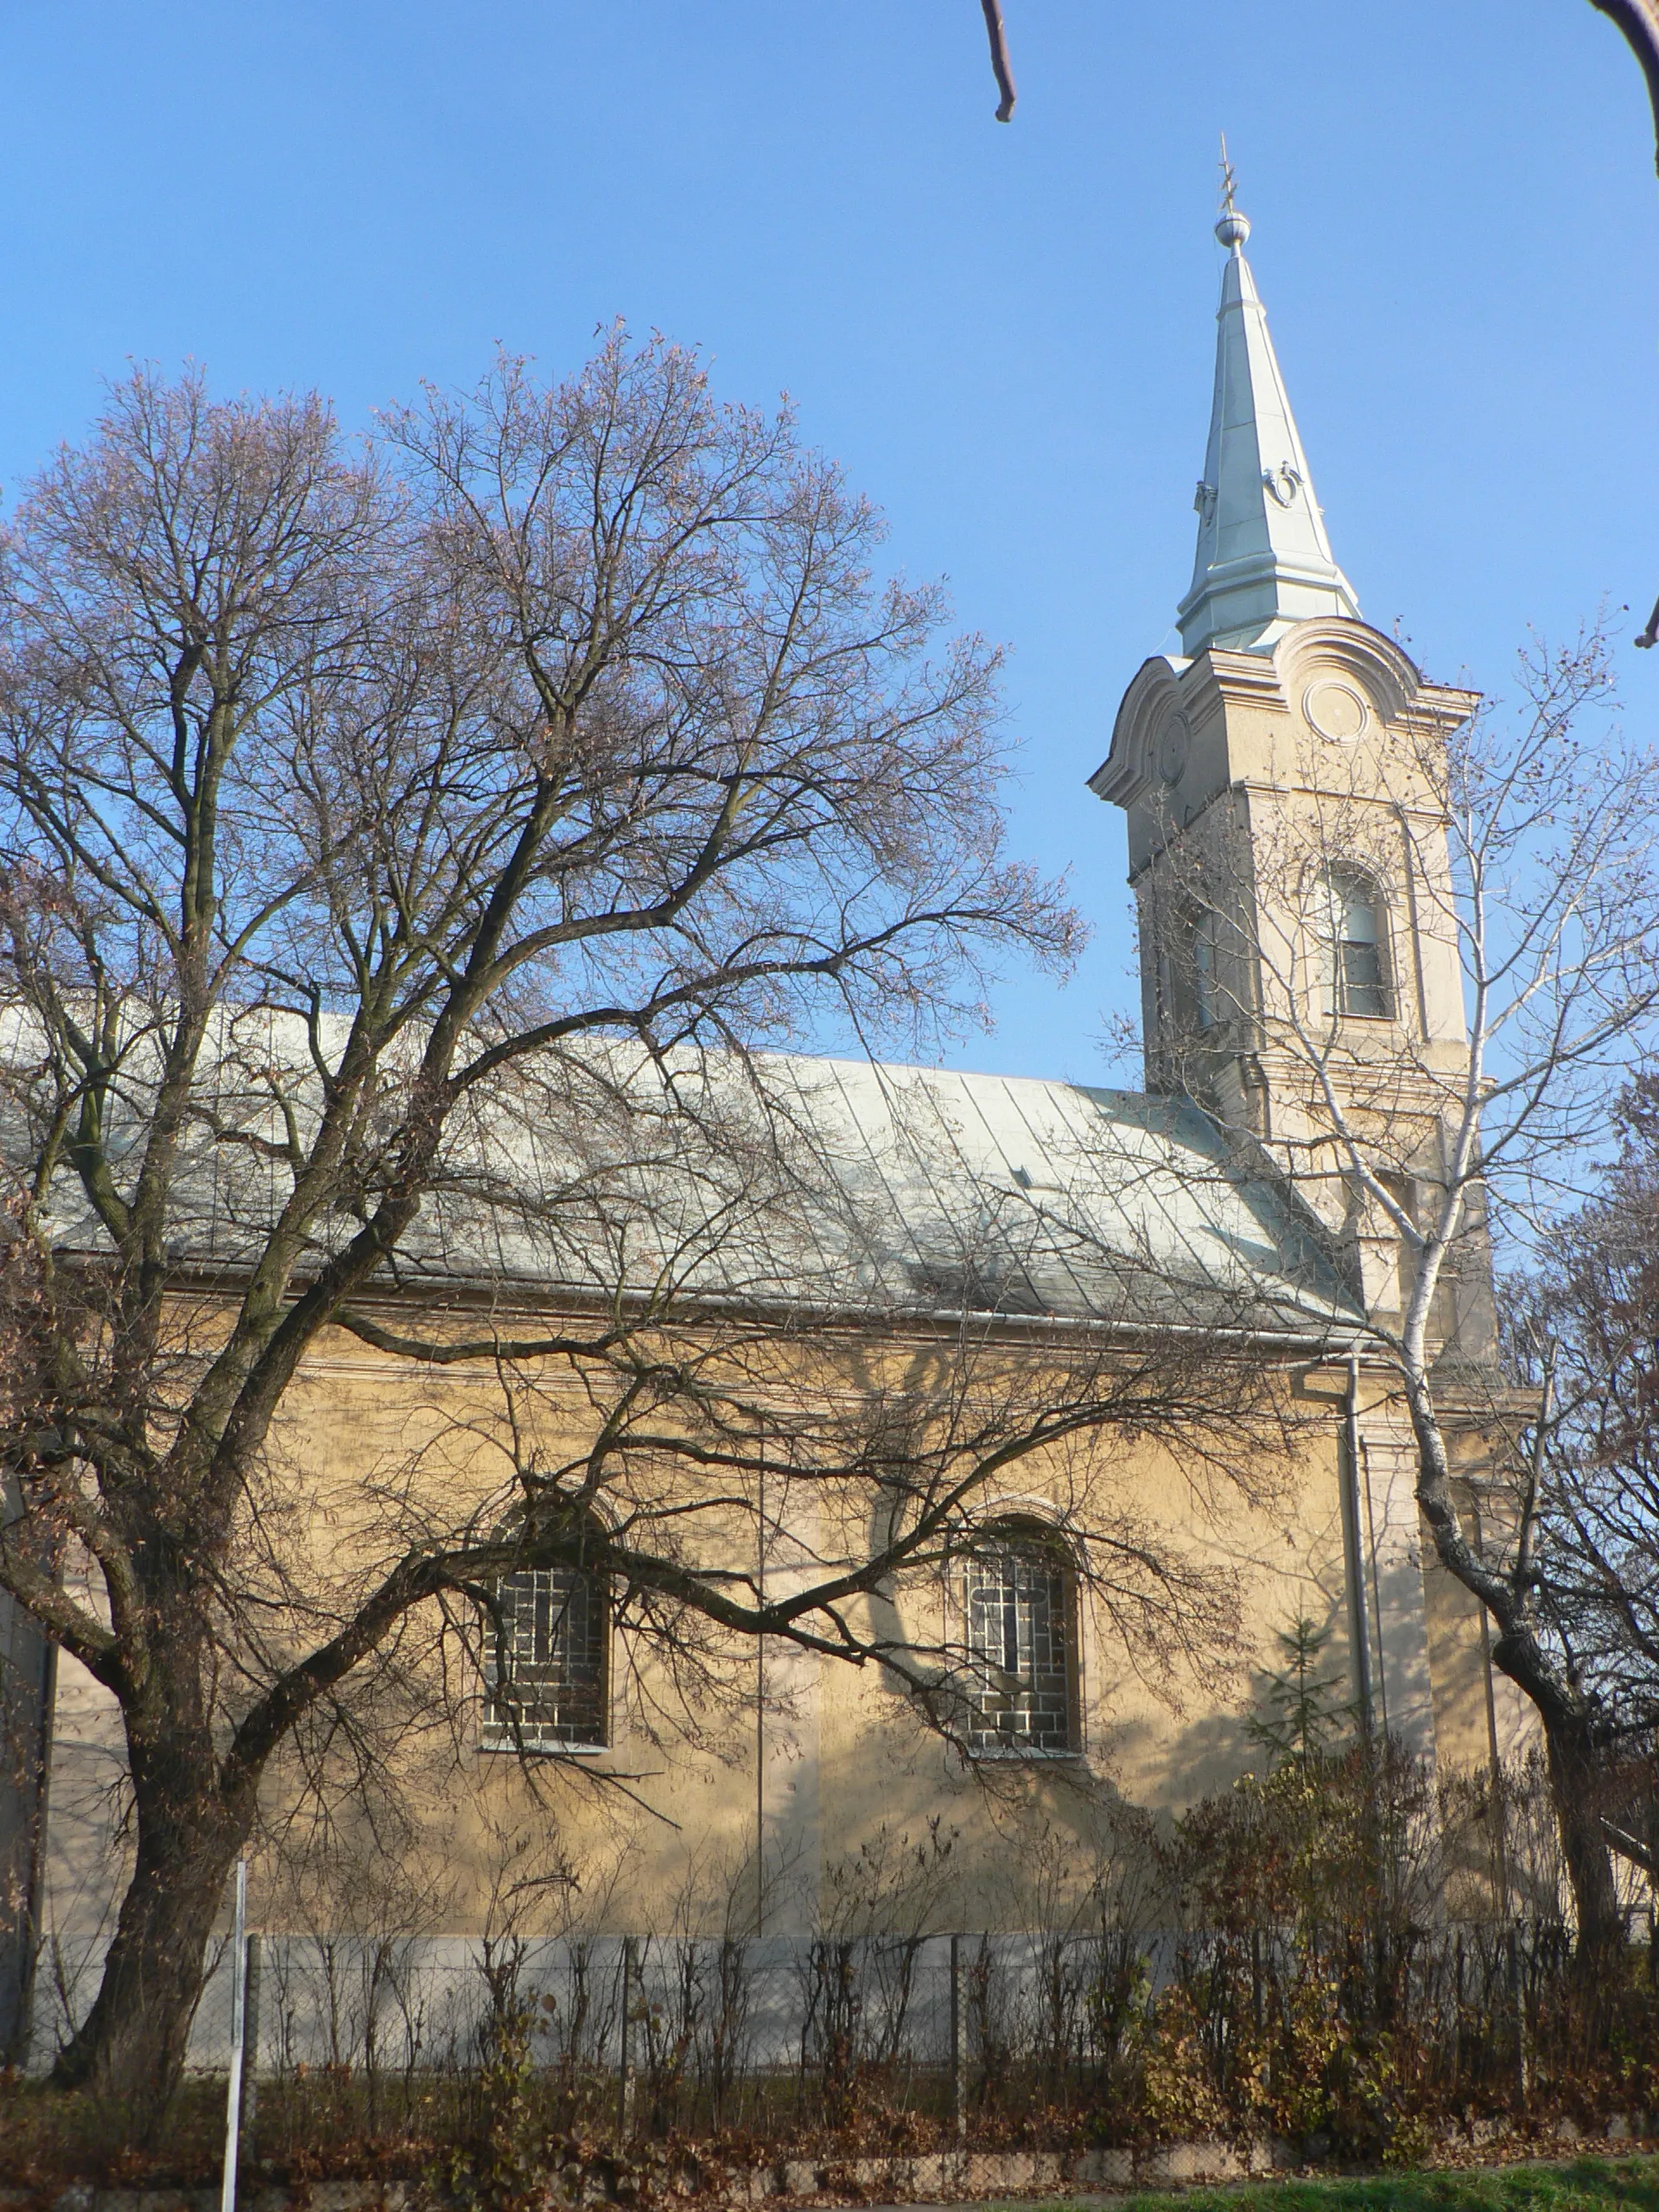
left=1589, top=0, right=1659, bottom=169
left=1584, top=1, right=1659, bottom=642
left=976, top=3, right=1659, bottom=149
left=980, top=0, right=1017, bottom=121
left=962, top=3, right=1659, bottom=639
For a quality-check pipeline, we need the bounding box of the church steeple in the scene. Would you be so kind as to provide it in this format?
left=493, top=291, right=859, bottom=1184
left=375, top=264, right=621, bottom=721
left=1091, top=183, right=1481, bottom=1270
left=1177, top=194, right=1360, bottom=658
left=1092, top=182, right=1497, bottom=1783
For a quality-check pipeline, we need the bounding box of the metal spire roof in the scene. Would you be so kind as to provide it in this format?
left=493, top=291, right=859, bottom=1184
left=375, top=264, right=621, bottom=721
left=1176, top=194, right=1361, bottom=658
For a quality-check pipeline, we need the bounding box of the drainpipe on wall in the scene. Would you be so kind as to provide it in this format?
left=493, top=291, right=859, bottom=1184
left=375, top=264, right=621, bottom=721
left=1343, top=1352, right=1376, bottom=1738
left=754, top=1444, right=766, bottom=1939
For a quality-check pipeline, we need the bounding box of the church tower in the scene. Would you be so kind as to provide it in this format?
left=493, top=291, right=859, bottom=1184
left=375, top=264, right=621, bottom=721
left=1090, top=194, right=1486, bottom=1339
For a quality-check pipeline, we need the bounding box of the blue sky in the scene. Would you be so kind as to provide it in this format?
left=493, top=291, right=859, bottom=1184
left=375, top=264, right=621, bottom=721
left=0, top=3, right=1651, bottom=1084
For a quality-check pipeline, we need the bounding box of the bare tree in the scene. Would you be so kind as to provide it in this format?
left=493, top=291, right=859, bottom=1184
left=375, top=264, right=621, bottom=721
left=1506, top=1071, right=1659, bottom=1876
left=1137, top=626, right=1659, bottom=1951
left=0, top=343, right=1289, bottom=2119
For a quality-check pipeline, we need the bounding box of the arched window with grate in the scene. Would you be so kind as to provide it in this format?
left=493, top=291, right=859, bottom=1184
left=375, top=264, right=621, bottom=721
left=1317, top=869, right=1390, bottom=1020
left=960, top=1522, right=1079, bottom=1755
left=483, top=1534, right=610, bottom=1751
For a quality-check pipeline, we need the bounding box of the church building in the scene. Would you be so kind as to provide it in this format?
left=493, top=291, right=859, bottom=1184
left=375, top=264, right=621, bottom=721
left=2, top=199, right=1530, bottom=2053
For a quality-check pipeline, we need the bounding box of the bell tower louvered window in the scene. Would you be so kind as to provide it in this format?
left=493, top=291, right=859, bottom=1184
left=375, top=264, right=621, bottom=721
left=1319, top=869, right=1390, bottom=1020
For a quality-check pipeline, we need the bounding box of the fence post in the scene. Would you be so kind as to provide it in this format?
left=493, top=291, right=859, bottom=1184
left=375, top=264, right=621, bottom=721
left=1507, top=1921, right=1529, bottom=2107
left=219, top=1859, right=249, bottom=2212
left=617, top=1937, right=638, bottom=2140
left=239, top=1933, right=262, bottom=2156
left=949, top=1934, right=966, bottom=2142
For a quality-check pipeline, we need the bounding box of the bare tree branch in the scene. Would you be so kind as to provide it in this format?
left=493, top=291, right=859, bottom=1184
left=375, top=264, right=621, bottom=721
left=1589, top=0, right=1659, bottom=172
left=979, top=0, right=1017, bottom=122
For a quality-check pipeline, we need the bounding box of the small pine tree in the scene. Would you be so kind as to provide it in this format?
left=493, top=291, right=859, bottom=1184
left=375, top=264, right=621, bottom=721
left=1245, top=1615, right=1351, bottom=1773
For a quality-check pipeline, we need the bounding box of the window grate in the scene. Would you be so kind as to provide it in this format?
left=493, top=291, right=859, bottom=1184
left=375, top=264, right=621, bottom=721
left=962, top=1535, right=1077, bottom=1754
left=484, top=1565, right=608, bottom=1749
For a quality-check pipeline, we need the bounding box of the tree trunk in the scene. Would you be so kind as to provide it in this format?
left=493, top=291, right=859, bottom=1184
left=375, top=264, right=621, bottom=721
left=51, top=1747, right=248, bottom=2128
left=1402, top=1362, right=1624, bottom=1961
left=1542, top=1707, right=1625, bottom=1961
left=1490, top=1627, right=1624, bottom=1959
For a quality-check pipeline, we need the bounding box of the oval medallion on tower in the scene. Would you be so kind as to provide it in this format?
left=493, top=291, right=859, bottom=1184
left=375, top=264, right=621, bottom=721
left=1156, top=710, right=1190, bottom=785
left=1302, top=678, right=1369, bottom=744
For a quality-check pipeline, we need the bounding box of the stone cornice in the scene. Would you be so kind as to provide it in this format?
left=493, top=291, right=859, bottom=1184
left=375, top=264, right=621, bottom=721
left=1093, top=619, right=1480, bottom=821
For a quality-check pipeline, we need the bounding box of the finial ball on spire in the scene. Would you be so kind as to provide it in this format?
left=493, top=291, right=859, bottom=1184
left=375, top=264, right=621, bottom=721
left=1215, top=207, right=1251, bottom=251
left=1215, top=137, right=1249, bottom=250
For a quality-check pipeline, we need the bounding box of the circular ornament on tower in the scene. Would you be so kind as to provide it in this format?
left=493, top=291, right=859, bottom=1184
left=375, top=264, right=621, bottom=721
left=1302, top=678, right=1369, bottom=744
left=1156, top=710, right=1190, bottom=785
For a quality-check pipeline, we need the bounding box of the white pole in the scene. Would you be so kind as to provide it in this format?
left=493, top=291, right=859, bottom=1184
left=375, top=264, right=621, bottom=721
left=220, top=1859, right=248, bottom=2212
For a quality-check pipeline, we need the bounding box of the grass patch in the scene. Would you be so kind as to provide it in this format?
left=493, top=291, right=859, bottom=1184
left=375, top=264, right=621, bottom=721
left=1025, top=2156, right=1659, bottom=2212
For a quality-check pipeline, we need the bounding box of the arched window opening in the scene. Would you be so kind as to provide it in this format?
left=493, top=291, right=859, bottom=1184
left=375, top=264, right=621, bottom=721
left=1191, top=907, right=1219, bottom=1032
left=1318, top=870, right=1390, bottom=1020
left=961, top=1523, right=1079, bottom=1755
left=483, top=1539, right=610, bottom=1751
left=1166, top=903, right=1221, bottom=1035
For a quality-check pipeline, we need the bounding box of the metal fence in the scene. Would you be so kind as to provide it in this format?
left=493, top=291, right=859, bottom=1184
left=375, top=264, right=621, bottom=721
left=34, top=1912, right=1647, bottom=2097
left=38, top=1929, right=1004, bottom=2082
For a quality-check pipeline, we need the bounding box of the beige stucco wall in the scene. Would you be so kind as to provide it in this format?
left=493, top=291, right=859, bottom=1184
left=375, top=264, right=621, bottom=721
left=38, top=1311, right=1518, bottom=1948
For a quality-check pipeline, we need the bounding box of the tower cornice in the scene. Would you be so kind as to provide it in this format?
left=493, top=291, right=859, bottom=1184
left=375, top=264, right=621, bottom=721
left=1090, top=618, right=1478, bottom=816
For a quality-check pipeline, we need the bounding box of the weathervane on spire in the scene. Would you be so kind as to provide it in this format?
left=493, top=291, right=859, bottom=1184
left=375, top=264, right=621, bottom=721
left=1215, top=132, right=1251, bottom=251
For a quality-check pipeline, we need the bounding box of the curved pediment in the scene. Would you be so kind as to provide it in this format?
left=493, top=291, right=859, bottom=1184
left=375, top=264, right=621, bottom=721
left=1273, top=617, right=1478, bottom=741
left=1088, top=655, right=1187, bottom=808
left=1273, top=617, right=1427, bottom=730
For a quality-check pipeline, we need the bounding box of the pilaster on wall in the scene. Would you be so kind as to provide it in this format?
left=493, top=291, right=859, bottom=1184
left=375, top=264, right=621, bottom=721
left=755, top=1486, right=823, bottom=1934
left=1354, top=1430, right=1440, bottom=1770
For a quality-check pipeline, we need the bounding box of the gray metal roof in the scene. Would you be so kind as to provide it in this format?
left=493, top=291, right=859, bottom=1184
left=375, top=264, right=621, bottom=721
left=4, top=1004, right=1361, bottom=1337
left=717, top=1055, right=1363, bottom=1332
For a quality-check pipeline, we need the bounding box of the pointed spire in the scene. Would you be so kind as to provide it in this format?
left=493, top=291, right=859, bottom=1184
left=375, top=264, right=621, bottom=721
left=1176, top=170, right=1360, bottom=658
